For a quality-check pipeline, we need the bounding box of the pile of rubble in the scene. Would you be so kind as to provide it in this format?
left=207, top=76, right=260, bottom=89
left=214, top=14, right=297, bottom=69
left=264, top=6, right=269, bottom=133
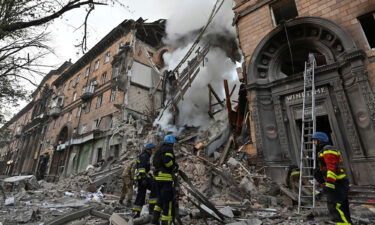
left=1, top=117, right=375, bottom=225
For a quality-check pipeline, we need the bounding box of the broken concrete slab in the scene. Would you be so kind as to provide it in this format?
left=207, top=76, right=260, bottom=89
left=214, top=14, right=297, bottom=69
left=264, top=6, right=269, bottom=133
left=226, top=218, right=262, bottom=225
left=227, top=157, right=239, bottom=166
left=45, top=207, right=93, bottom=225
left=219, top=206, right=234, bottom=218
left=109, top=213, right=133, bottom=225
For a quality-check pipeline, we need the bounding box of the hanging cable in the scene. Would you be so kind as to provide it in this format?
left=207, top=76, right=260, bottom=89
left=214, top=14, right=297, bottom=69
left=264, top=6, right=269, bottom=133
left=283, top=22, right=295, bottom=74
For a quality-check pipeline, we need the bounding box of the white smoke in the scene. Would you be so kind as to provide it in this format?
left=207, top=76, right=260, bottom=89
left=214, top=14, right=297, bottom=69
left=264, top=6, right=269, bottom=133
left=154, top=0, right=241, bottom=131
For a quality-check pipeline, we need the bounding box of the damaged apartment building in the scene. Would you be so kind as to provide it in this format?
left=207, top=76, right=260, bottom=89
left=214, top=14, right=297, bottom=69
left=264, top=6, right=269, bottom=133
left=233, top=0, right=375, bottom=185
left=0, top=19, right=167, bottom=181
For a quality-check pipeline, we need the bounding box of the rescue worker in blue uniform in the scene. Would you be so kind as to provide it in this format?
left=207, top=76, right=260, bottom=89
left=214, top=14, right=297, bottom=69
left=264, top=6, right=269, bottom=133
left=151, top=135, right=178, bottom=225
left=132, top=142, right=158, bottom=218
left=313, top=132, right=352, bottom=225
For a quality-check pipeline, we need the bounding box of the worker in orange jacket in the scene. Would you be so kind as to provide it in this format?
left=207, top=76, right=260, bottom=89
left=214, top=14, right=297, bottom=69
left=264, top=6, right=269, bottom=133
left=312, top=132, right=352, bottom=225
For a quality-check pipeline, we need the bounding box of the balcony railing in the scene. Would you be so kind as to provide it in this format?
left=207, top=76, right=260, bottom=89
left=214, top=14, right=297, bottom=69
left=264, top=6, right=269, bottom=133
left=49, top=106, right=61, bottom=118
left=81, top=87, right=95, bottom=101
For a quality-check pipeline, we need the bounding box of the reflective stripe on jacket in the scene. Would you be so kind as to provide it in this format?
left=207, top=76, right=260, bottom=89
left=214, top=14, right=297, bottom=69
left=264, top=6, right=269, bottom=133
left=318, top=145, right=346, bottom=184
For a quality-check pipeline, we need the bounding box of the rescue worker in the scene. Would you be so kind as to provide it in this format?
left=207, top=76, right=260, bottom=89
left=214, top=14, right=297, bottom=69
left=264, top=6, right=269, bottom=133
left=312, top=132, right=352, bottom=225
left=119, top=157, right=137, bottom=206
left=152, top=135, right=179, bottom=225
left=132, top=142, right=158, bottom=218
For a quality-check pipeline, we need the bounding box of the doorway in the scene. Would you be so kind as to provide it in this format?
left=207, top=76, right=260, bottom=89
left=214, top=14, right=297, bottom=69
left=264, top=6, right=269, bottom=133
left=296, top=115, right=333, bottom=144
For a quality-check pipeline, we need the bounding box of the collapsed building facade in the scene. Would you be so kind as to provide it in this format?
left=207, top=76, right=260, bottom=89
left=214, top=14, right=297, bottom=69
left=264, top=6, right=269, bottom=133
left=233, top=0, right=375, bottom=185
left=0, top=19, right=167, bottom=181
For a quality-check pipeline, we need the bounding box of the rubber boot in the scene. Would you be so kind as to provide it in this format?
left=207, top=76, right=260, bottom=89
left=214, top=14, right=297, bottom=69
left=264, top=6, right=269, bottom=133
left=151, top=210, right=160, bottom=225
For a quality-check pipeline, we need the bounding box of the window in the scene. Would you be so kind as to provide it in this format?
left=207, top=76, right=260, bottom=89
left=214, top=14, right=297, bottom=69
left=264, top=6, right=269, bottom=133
left=76, top=74, right=80, bottom=85
left=118, top=42, right=125, bottom=52
left=72, top=92, right=77, bottom=102
left=85, top=67, right=90, bottom=77
left=270, top=0, right=298, bottom=26
left=76, top=106, right=82, bottom=118
left=80, top=124, right=87, bottom=134
left=112, top=66, right=120, bottom=78
left=68, top=112, right=72, bottom=121
left=97, top=148, right=103, bottom=162
left=101, top=72, right=107, bottom=84
left=69, top=80, right=73, bottom=89
left=358, top=12, right=375, bottom=49
left=96, top=94, right=103, bottom=108
left=110, top=89, right=117, bottom=102
left=93, top=118, right=101, bottom=129
left=84, top=101, right=91, bottom=113
left=147, top=51, right=154, bottom=57
left=104, top=52, right=110, bottom=64
left=94, top=60, right=100, bottom=71
left=89, top=80, right=97, bottom=92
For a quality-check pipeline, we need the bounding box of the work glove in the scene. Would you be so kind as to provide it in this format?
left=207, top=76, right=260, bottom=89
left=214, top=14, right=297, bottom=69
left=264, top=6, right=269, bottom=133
left=323, top=182, right=335, bottom=195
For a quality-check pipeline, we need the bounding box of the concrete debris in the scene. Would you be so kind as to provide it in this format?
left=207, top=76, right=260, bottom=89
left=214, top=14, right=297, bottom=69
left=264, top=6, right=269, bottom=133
left=219, top=206, right=234, bottom=218
left=1, top=118, right=374, bottom=225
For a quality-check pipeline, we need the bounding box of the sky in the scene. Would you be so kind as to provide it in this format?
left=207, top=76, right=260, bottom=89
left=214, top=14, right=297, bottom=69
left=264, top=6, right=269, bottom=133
left=12, top=0, right=183, bottom=116
left=10, top=0, right=238, bottom=119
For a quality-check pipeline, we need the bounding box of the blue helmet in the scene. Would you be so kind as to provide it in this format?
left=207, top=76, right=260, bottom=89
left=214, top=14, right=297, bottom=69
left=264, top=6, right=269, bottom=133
left=312, top=132, right=329, bottom=143
left=164, top=135, right=176, bottom=144
left=145, top=142, right=155, bottom=150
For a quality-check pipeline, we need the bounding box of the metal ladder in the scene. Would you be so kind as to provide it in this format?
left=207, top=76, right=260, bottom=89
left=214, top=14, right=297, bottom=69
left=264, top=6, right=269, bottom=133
left=298, top=53, right=317, bottom=213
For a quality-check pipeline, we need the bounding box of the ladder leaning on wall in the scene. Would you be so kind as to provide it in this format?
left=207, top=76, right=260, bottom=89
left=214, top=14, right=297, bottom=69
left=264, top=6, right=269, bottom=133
left=298, top=53, right=317, bottom=213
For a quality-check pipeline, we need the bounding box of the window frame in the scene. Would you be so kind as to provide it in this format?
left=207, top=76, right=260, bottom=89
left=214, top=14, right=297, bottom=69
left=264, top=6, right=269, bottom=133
left=94, top=60, right=100, bottom=71
left=104, top=51, right=110, bottom=64
left=96, top=94, right=103, bottom=108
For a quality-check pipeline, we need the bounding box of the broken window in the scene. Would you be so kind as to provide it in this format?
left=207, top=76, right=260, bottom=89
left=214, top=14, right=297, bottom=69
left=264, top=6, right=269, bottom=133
left=96, top=94, right=103, bottom=108
left=85, top=67, right=90, bottom=77
left=270, top=0, right=298, bottom=26
left=358, top=12, right=375, bottom=49
left=94, top=60, right=100, bottom=71
left=110, top=89, right=117, bottom=102
left=101, top=72, right=107, bottom=84
left=104, top=51, right=110, bottom=64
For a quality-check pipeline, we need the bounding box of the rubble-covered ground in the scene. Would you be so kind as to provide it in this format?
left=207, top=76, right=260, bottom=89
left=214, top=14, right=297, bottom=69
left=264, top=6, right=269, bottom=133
left=1, top=120, right=375, bottom=225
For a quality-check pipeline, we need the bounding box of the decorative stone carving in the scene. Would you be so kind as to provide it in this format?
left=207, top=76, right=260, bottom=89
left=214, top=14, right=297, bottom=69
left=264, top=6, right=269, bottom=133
left=354, top=69, right=375, bottom=126
left=332, top=80, right=362, bottom=156
left=273, top=96, right=291, bottom=160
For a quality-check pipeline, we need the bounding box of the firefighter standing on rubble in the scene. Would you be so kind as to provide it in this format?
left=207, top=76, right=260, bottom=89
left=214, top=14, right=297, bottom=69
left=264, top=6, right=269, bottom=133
left=132, top=142, right=158, bottom=218
left=119, top=157, right=137, bottom=206
left=312, top=132, right=352, bottom=225
left=151, top=135, right=179, bottom=225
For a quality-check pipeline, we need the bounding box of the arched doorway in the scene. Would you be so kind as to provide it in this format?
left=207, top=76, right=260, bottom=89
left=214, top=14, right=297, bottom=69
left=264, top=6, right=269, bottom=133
left=49, top=126, right=70, bottom=181
left=247, top=17, right=375, bottom=185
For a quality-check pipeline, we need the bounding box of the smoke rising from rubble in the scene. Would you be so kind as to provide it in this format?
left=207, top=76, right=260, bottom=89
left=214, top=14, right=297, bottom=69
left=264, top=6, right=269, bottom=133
left=155, top=0, right=241, bottom=131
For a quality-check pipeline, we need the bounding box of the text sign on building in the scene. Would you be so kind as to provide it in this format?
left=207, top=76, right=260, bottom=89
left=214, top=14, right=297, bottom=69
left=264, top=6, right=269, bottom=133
left=286, top=87, right=327, bottom=102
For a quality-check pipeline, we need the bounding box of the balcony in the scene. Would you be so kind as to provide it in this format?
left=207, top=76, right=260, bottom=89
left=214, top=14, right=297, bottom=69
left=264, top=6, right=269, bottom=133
left=81, top=87, right=95, bottom=101
left=49, top=106, right=61, bottom=118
